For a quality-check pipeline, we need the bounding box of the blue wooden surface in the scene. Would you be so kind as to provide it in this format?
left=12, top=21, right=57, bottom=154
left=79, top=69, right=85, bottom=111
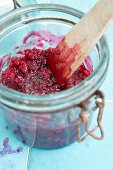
left=0, top=1, right=113, bottom=170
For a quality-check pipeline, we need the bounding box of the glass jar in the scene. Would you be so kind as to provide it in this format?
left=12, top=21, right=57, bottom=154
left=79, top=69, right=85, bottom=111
left=0, top=3, right=109, bottom=149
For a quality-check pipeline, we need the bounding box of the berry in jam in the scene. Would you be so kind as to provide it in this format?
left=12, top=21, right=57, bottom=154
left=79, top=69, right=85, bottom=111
left=1, top=48, right=91, bottom=94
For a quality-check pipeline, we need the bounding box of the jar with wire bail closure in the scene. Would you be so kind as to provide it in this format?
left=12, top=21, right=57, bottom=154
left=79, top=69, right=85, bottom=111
left=0, top=1, right=109, bottom=149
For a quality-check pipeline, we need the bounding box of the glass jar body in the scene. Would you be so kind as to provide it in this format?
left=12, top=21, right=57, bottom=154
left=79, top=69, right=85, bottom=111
left=0, top=4, right=109, bottom=149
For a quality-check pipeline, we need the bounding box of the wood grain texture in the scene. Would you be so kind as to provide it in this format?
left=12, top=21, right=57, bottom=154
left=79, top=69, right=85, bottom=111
left=49, top=0, right=113, bottom=84
left=66, top=0, right=113, bottom=75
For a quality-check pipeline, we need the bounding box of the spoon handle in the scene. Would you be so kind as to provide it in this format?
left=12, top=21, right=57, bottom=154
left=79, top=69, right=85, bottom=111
left=48, top=0, right=113, bottom=84
left=66, top=0, right=113, bottom=47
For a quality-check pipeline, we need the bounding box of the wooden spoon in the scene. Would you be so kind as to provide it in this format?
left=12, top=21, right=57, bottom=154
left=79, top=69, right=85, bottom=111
left=47, top=0, right=113, bottom=84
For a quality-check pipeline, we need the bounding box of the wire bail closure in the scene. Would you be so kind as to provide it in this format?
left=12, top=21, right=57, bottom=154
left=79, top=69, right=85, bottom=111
left=12, top=0, right=22, bottom=9
left=76, top=90, right=104, bottom=143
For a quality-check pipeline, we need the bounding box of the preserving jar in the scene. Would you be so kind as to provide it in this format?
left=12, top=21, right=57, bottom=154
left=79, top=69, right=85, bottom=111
left=0, top=3, right=109, bottom=149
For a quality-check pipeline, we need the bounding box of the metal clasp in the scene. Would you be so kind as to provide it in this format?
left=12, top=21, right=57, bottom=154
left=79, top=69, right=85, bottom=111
left=77, top=90, right=104, bottom=143
left=12, top=0, right=22, bottom=9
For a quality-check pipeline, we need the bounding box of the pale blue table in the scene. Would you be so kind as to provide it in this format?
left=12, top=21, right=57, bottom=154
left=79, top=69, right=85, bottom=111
left=0, top=1, right=113, bottom=170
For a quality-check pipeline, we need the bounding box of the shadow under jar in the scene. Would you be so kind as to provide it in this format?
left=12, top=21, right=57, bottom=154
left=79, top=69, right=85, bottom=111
left=0, top=4, right=109, bottom=149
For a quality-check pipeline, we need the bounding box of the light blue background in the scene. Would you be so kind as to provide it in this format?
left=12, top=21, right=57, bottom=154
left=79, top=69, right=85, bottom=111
left=0, top=0, right=113, bottom=170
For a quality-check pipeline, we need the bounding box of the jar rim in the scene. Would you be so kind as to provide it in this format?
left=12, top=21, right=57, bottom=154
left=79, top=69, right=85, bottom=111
left=0, top=4, right=110, bottom=112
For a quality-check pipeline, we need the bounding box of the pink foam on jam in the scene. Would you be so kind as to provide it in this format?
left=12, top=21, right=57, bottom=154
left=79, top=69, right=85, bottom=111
left=22, top=30, right=64, bottom=49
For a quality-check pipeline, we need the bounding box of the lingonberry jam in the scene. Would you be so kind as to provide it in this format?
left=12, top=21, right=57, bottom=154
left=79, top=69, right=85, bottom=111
left=0, top=31, right=93, bottom=149
left=1, top=47, right=91, bottom=94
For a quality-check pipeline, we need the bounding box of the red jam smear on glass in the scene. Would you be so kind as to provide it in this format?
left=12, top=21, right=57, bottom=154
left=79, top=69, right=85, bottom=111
left=0, top=31, right=93, bottom=149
